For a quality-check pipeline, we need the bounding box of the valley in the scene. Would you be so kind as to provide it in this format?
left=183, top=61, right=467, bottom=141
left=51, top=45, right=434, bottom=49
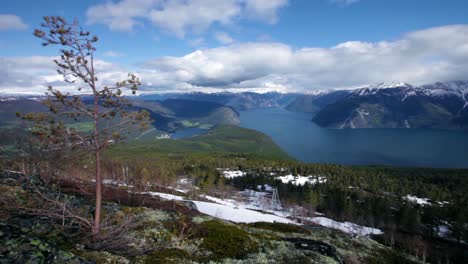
left=2, top=3, right=468, bottom=263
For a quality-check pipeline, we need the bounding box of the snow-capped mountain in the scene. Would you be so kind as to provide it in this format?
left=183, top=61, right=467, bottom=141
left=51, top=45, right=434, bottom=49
left=351, top=80, right=468, bottom=101
left=312, top=81, right=468, bottom=129
left=352, top=82, right=414, bottom=96
left=420, top=80, right=468, bottom=96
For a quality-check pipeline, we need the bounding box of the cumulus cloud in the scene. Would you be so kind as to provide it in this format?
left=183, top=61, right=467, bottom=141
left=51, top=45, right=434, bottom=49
left=0, top=56, right=128, bottom=95
left=2, top=25, right=468, bottom=94
left=0, top=14, right=28, bottom=31
left=148, top=0, right=240, bottom=37
left=242, top=0, right=289, bottom=24
left=86, top=0, right=288, bottom=37
left=86, top=0, right=157, bottom=32
left=137, top=24, right=468, bottom=92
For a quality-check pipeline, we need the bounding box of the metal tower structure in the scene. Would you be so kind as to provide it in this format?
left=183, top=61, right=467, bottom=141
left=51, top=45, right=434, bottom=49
left=271, top=188, right=282, bottom=210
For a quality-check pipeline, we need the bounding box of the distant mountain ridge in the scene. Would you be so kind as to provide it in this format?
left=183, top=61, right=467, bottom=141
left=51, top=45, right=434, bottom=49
left=117, top=98, right=240, bottom=132
left=2, top=80, right=468, bottom=130
left=311, top=80, right=468, bottom=129
left=138, top=92, right=298, bottom=111
left=0, top=97, right=240, bottom=133
left=286, top=90, right=352, bottom=113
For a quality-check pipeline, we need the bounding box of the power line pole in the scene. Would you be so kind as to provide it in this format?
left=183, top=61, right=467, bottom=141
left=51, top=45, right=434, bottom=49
left=271, top=188, right=282, bottom=210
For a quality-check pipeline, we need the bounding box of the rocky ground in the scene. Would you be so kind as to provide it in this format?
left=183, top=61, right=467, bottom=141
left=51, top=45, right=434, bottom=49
left=0, top=172, right=422, bottom=264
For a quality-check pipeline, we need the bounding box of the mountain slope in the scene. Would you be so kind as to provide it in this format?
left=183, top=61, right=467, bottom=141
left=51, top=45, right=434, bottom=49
left=286, top=90, right=351, bottom=113
left=137, top=99, right=240, bottom=132
left=111, top=125, right=292, bottom=160
left=0, top=96, right=241, bottom=133
left=140, top=92, right=298, bottom=111
left=312, top=81, right=468, bottom=129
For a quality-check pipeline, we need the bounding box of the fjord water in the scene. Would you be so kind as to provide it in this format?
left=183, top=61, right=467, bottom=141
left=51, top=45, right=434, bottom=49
left=239, top=108, right=468, bottom=168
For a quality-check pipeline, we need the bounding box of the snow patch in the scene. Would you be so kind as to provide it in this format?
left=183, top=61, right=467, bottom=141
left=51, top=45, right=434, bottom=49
left=436, top=225, right=450, bottom=238
left=276, top=174, right=327, bottom=186
left=309, top=217, right=383, bottom=236
left=142, top=191, right=186, bottom=201
left=404, top=195, right=431, bottom=206
left=372, top=81, right=411, bottom=89
left=192, top=201, right=294, bottom=224
left=140, top=190, right=294, bottom=224
left=102, top=179, right=133, bottom=188
left=221, top=170, right=247, bottom=179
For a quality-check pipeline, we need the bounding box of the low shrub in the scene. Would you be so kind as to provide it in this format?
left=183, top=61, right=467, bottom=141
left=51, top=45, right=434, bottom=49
left=191, top=220, right=258, bottom=261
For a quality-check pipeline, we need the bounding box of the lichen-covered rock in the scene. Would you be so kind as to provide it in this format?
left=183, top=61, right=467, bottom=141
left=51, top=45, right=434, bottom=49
left=0, top=173, right=422, bottom=264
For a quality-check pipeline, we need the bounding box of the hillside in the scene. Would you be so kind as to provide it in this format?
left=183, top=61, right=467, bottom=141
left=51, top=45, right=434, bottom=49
left=308, top=81, right=468, bottom=129
left=286, top=90, right=351, bottom=113
left=0, top=171, right=425, bottom=264
left=135, top=98, right=240, bottom=132
left=0, top=98, right=47, bottom=129
left=0, top=97, right=240, bottom=133
left=110, top=125, right=292, bottom=160
left=139, top=92, right=298, bottom=111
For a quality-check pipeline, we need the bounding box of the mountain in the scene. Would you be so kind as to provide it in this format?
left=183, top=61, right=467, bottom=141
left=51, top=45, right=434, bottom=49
left=312, top=81, right=468, bottom=129
left=0, top=97, right=240, bottom=133
left=139, top=92, right=298, bottom=111
left=286, top=90, right=352, bottom=113
left=0, top=98, right=47, bottom=129
left=135, top=98, right=240, bottom=132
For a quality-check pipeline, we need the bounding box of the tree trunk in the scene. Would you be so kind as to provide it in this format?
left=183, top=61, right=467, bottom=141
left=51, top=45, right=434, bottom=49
left=92, top=93, right=101, bottom=237
left=93, top=148, right=102, bottom=237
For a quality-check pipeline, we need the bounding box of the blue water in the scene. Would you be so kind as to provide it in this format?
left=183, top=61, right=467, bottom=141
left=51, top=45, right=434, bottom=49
left=239, top=108, right=468, bottom=168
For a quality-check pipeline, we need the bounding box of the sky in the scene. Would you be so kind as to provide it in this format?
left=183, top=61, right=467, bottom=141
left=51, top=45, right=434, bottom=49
left=1, top=0, right=468, bottom=94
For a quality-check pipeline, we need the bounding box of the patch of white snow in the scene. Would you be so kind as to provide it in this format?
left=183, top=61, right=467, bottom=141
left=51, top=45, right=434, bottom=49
left=404, top=195, right=431, bottom=206
left=309, top=217, right=383, bottom=236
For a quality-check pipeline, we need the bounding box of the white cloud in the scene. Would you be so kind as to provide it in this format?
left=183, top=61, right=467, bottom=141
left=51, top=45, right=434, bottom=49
left=0, top=14, right=28, bottom=31
left=86, top=0, right=288, bottom=37
left=137, top=24, right=468, bottom=92
left=242, top=0, right=288, bottom=24
left=148, top=0, right=240, bottom=37
left=86, top=0, right=158, bottom=32
left=0, top=56, right=128, bottom=95
left=2, top=25, right=468, bottom=94
left=214, top=31, right=234, bottom=44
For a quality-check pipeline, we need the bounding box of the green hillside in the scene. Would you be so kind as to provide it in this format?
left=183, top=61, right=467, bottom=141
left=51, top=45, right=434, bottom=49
left=109, top=125, right=292, bottom=160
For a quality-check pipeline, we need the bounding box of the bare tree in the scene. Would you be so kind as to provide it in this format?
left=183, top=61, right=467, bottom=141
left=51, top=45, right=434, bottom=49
left=28, top=16, right=150, bottom=237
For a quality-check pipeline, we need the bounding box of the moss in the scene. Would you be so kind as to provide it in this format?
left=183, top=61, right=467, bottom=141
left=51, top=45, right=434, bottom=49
left=191, top=220, right=259, bottom=261
left=246, top=222, right=310, bottom=234
left=141, top=248, right=192, bottom=264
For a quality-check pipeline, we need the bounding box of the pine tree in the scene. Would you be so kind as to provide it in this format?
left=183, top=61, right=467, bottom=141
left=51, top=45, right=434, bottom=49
left=30, top=16, right=150, bottom=237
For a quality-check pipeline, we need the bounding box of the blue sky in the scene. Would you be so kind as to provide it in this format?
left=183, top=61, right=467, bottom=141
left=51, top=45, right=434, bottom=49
left=1, top=0, right=468, bottom=94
